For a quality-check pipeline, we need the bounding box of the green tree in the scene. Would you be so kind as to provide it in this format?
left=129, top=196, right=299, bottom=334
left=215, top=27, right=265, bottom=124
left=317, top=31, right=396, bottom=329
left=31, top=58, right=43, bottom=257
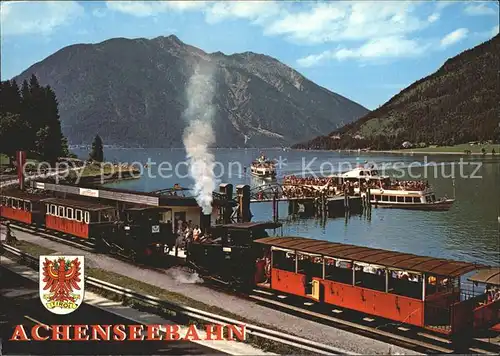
left=0, top=80, right=22, bottom=114
left=1, top=76, right=69, bottom=165
left=41, top=86, right=69, bottom=162
left=0, top=113, right=29, bottom=162
left=89, top=134, right=104, bottom=162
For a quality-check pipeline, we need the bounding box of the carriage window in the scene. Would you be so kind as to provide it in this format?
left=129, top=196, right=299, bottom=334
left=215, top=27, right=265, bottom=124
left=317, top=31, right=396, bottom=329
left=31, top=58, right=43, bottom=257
left=6, top=198, right=11, bottom=207
left=50, top=205, right=56, bottom=215
left=24, top=201, right=30, bottom=211
left=84, top=211, right=90, bottom=224
left=397, top=196, right=404, bottom=203
left=388, top=270, right=422, bottom=299
left=297, top=253, right=323, bottom=278
left=66, top=207, right=74, bottom=220
left=354, top=263, right=386, bottom=292
left=76, top=210, right=83, bottom=222
left=58, top=206, right=65, bottom=218
left=0, top=196, right=5, bottom=205
left=325, top=257, right=353, bottom=285
left=272, top=249, right=295, bottom=272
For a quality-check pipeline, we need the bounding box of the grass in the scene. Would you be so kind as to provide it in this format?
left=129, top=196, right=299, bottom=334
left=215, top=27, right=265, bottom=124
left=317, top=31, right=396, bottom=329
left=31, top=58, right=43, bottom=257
left=0, top=153, right=9, bottom=166
left=390, top=143, right=500, bottom=154
left=10, top=240, right=56, bottom=256
left=4, top=238, right=312, bottom=355
left=0, top=153, right=41, bottom=168
left=76, top=163, right=141, bottom=178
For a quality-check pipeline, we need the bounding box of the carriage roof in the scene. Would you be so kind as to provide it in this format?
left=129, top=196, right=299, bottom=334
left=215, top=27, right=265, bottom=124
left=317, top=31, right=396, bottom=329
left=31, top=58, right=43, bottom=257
left=0, top=189, right=48, bottom=201
left=214, top=221, right=282, bottom=230
left=42, top=197, right=114, bottom=211
left=468, top=267, right=500, bottom=286
left=254, top=236, right=487, bottom=277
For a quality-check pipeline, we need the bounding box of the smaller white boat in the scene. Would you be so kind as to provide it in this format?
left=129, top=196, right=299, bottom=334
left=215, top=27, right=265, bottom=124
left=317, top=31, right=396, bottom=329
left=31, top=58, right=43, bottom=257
left=331, top=167, right=455, bottom=211
left=250, top=154, right=276, bottom=180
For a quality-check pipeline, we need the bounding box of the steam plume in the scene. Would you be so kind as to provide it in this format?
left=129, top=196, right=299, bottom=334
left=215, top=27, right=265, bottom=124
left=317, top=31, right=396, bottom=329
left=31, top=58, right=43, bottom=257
left=168, top=267, right=203, bottom=284
left=182, top=62, right=217, bottom=214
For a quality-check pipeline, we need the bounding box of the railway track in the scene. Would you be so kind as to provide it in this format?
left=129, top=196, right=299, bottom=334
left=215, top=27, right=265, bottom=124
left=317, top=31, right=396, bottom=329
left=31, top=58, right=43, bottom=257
left=248, top=289, right=499, bottom=355
left=2, top=221, right=499, bottom=354
left=1, top=243, right=352, bottom=355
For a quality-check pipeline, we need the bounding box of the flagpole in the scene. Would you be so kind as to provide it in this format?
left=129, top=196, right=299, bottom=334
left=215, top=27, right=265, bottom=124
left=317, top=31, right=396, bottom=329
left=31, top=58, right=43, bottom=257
left=452, top=177, right=456, bottom=200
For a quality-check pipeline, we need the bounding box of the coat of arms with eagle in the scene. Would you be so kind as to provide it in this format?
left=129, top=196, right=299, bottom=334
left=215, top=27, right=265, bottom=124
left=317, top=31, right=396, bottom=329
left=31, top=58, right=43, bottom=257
left=39, top=255, right=85, bottom=314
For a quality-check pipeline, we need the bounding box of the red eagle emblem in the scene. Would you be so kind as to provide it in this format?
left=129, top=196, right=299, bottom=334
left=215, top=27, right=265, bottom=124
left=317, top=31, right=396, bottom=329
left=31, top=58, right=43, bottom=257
left=42, top=257, right=82, bottom=303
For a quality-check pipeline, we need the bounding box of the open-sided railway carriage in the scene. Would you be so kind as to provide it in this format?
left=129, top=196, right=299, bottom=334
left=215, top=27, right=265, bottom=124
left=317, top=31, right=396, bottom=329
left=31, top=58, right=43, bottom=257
left=252, top=237, right=499, bottom=337
left=43, top=197, right=117, bottom=240
left=0, top=190, right=46, bottom=225
left=468, top=267, right=500, bottom=332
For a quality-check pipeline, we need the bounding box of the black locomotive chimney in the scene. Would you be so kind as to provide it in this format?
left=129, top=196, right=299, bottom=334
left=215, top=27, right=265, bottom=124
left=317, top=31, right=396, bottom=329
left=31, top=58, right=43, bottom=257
left=200, top=213, right=211, bottom=233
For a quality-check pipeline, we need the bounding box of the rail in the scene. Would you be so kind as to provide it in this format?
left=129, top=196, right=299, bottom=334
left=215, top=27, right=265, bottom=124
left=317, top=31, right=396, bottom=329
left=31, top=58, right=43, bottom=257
left=0, top=243, right=353, bottom=355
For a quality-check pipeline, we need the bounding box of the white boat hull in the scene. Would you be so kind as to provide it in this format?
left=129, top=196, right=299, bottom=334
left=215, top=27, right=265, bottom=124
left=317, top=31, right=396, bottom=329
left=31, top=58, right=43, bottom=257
left=371, top=199, right=455, bottom=211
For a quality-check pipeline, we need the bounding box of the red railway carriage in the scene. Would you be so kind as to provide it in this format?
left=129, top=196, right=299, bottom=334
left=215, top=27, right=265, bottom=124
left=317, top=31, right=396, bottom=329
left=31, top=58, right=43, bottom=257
left=253, top=237, right=496, bottom=336
left=0, top=190, right=45, bottom=225
left=468, top=267, right=500, bottom=332
left=42, top=197, right=117, bottom=240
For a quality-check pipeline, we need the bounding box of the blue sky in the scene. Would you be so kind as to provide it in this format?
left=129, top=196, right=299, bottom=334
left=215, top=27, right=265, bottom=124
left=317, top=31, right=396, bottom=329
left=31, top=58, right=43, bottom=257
left=1, top=1, right=498, bottom=110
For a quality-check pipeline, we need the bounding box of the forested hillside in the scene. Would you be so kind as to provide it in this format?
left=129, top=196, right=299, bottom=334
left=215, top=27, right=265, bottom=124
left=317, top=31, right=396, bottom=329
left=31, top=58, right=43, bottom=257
left=294, top=34, right=500, bottom=150
left=0, top=75, right=69, bottom=164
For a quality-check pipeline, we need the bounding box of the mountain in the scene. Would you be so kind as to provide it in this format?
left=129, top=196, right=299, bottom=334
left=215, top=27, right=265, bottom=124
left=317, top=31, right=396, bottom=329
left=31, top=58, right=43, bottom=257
left=13, top=35, right=368, bottom=148
left=294, top=34, right=500, bottom=150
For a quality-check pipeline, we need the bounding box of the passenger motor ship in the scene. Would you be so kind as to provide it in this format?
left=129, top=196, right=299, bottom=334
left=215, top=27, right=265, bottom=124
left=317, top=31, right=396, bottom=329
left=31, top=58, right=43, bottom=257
left=331, top=167, right=455, bottom=211
left=250, top=154, right=277, bottom=180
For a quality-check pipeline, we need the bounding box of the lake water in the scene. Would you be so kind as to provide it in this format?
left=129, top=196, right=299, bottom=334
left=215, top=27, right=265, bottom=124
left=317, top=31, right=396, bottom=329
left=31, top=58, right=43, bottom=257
left=72, top=148, right=500, bottom=266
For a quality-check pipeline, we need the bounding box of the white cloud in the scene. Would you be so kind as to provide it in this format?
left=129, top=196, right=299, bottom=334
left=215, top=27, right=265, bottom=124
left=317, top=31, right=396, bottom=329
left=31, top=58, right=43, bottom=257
left=205, top=1, right=282, bottom=25
left=492, top=25, right=500, bottom=37
left=106, top=0, right=282, bottom=25
left=435, top=1, right=457, bottom=11
left=105, top=1, right=207, bottom=17
left=265, top=1, right=432, bottom=45
left=464, top=3, right=497, bottom=16
left=427, top=12, right=440, bottom=23
left=440, top=28, right=469, bottom=48
left=1, top=1, right=84, bottom=36
left=297, top=36, right=430, bottom=67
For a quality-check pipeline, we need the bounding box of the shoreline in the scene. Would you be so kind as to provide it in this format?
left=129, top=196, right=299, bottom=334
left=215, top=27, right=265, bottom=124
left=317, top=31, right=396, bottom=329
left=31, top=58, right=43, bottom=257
left=292, top=148, right=499, bottom=156
left=369, top=150, right=497, bottom=156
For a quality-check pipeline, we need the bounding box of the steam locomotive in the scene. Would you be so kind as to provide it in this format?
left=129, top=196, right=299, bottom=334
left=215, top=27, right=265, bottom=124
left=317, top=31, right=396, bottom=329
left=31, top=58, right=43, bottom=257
left=186, top=221, right=281, bottom=287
